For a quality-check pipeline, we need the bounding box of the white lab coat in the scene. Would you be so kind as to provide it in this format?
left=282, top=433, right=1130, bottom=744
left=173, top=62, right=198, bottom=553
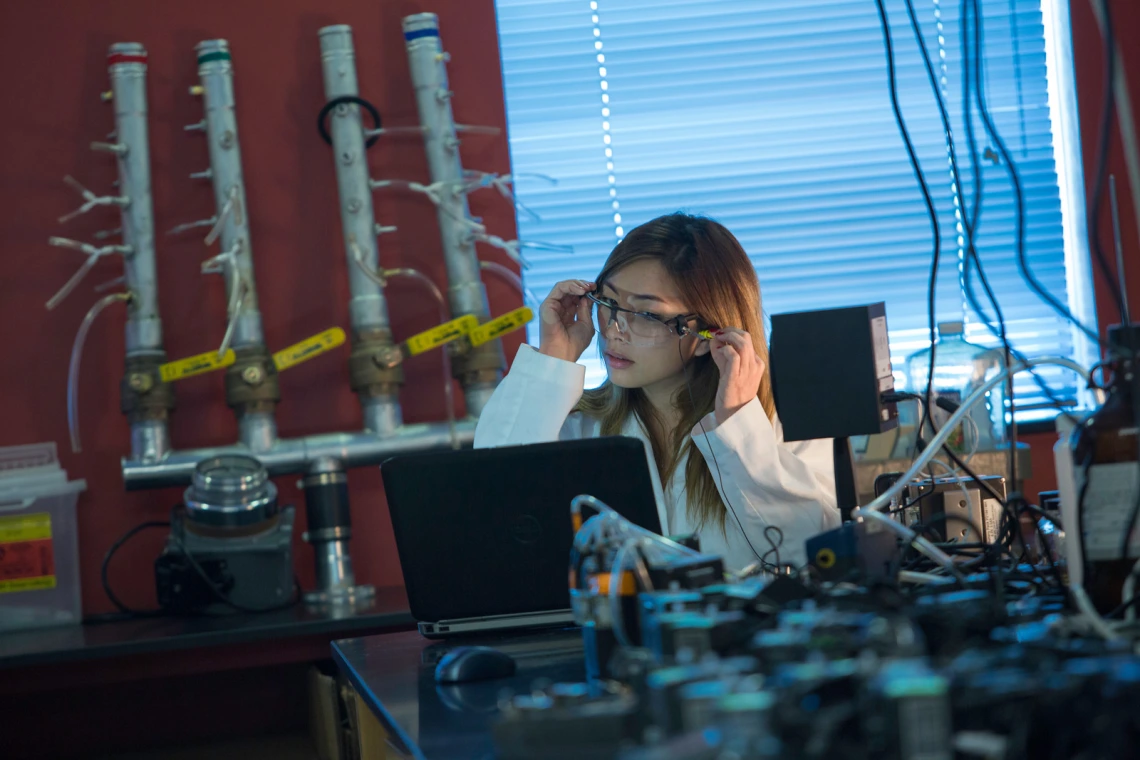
left=474, top=345, right=841, bottom=570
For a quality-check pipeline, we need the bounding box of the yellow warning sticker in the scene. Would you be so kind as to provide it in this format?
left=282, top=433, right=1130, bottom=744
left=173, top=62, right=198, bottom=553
left=469, top=307, right=534, bottom=347
left=0, top=576, right=57, bottom=594
left=159, top=349, right=237, bottom=382
left=0, top=513, right=55, bottom=594
left=405, top=315, right=478, bottom=356
left=273, top=327, right=346, bottom=371
left=0, top=513, right=52, bottom=543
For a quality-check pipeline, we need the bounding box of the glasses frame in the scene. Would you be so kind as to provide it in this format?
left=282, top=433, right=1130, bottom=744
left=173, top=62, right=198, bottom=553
left=585, top=291, right=705, bottom=340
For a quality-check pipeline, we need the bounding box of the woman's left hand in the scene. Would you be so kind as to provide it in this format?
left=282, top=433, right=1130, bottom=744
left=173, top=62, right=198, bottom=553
left=709, top=327, right=765, bottom=425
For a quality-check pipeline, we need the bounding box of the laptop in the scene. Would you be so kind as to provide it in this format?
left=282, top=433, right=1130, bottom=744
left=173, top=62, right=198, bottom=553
left=381, top=437, right=663, bottom=637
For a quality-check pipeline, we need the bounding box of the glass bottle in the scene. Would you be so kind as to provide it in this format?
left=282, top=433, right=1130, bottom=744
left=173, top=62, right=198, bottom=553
left=905, top=321, right=1004, bottom=454
left=1071, top=323, right=1140, bottom=613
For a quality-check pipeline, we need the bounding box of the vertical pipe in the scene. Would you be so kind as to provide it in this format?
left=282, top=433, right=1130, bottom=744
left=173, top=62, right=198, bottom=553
left=318, top=26, right=403, bottom=436
left=194, top=40, right=265, bottom=350
left=195, top=40, right=278, bottom=450
left=107, top=43, right=173, bottom=462
left=402, top=14, right=504, bottom=416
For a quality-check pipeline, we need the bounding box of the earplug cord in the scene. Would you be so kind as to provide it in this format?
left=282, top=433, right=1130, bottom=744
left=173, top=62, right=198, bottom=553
left=679, top=340, right=778, bottom=570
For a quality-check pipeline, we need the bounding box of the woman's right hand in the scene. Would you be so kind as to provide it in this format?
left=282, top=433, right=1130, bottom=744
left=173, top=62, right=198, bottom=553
left=538, top=279, right=595, bottom=363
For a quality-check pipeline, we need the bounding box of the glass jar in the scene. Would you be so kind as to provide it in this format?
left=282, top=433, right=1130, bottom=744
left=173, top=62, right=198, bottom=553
left=905, top=321, right=1005, bottom=454
left=1071, top=324, right=1140, bottom=613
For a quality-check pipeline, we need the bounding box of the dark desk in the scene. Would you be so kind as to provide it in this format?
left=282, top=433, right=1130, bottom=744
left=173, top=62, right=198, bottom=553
left=332, top=628, right=585, bottom=759
left=0, top=587, right=415, bottom=759
left=0, top=584, right=413, bottom=670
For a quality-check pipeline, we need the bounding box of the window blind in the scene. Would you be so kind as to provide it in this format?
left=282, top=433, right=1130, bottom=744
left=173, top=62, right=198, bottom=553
left=494, top=0, right=1096, bottom=418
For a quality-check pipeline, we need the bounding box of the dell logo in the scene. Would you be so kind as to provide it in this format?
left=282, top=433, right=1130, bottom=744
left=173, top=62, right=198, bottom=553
left=510, top=514, right=542, bottom=545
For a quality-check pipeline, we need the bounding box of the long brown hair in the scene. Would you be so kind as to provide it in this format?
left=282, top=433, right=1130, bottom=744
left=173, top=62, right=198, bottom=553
left=575, top=213, right=775, bottom=532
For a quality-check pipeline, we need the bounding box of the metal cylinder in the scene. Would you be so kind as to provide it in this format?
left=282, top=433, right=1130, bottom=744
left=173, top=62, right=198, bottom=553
left=108, top=43, right=172, bottom=461
left=108, top=43, right=164, bottom=356
left=195, top=40, right=265, bottom=350
left=318, top=25, right=403, bottom=434
left=402, top=14, right=504, bottom=411
left=183, top=454, right=278, bottom=527
left=301, top=457, right=374, bottom=606
left=361, top=395, right=401, bottom=436
left=239, top=410, right=277, bottom=453
left=318, top=26, right=393, bottom=335
left=129, top=417, right=171, bottom=463
left=304, top=458, right=352, bottom=531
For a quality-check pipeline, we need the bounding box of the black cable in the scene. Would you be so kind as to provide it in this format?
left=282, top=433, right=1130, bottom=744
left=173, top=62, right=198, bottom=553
left=101, top=517, right=298, bottom=618
left=762, top=525, right=784, bottom=570
left=873, top=0, right=942, bottom=454
left=101, top=520, right=170, bottom=617
left=678, top=341, right=766, bottom=566
left=168, top=534, right=300, bottom=614
left=960, top=0, right=1081, bottom=431
left=968, top=0, right=1104, bottom=346
left=903, top=0, right=1019, bottom=493
left=317, top=95, right=382, bottom=148
left=961, top=0, right=984, bottom=236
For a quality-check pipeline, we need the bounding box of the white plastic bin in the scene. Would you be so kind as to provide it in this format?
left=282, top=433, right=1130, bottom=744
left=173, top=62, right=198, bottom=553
left=0, top=443, right=87, bottom=631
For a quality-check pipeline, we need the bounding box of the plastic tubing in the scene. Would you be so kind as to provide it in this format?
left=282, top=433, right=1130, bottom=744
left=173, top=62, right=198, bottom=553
left=857, top=508, right=965, bottom=581
left=68, top=292, right=131, bottom=453
left=479, top=260, right=540, bottom=307
left=858, top=356, right=1091, bottom=516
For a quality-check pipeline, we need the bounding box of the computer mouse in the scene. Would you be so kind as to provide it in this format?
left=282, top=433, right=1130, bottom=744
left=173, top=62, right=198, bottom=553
left=434, top=646, right=517, bottom=684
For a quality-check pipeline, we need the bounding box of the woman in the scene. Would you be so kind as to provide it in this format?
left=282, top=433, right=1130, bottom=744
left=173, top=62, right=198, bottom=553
left=474, top=213, right=839, bottom=570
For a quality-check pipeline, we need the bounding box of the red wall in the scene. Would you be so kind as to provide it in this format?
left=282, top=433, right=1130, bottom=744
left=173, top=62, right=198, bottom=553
left=1, top=0, right=1138, bottom=617
left=1020, top=0, right=1140, bottom=501
left=0, top=0, right=523, bottom=615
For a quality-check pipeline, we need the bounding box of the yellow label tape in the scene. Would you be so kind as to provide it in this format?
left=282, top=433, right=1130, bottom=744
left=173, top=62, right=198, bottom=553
left=160, top=349, right=237, bottom=382
left=0, top=513, right=52, bottom=543
left=273, top=327, right=346, bottom=372
left=405, top=315, right=478, bottom=356
left=469, top=307, right=534, bottom=348
left=0, top=576, right=57, bottom=594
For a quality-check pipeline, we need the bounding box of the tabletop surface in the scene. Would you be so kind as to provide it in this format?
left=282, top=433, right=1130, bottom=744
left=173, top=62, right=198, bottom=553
left=0, top=585, right=413, bottom=669
left=333, top=627, right=586, bottom=760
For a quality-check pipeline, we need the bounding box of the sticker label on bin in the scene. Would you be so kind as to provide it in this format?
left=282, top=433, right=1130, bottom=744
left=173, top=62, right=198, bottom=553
left=160, top=349, right=237, bottom=382
left=273, top=327, right=346, bottom=371
left=469, top=307, right=534, bottom=347
left=405, top=315, right=478, bottom=356
left=0, top=512, right=56, bottom=594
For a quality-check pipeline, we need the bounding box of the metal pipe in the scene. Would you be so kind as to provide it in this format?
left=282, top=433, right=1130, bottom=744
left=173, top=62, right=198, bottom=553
left=108, top=43, right=163, bottom=356
left=193, top=40, right=279, bottom=449
left=121, top=419, right=476, bottom=490
left=318, top=25, right=402, bottom=436
left=107, top=43, right=174, bottom=461
left=194, top=40, right=266, bottom=352
left=402, top=14, right=504, bottom=416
